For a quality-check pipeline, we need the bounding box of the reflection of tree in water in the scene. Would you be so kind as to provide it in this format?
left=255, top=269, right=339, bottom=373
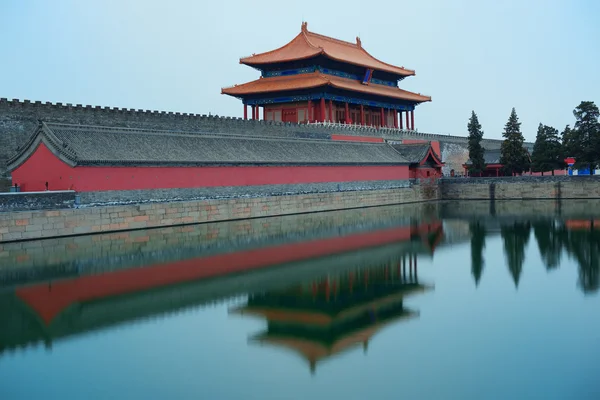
left=560, top=222, right=600, bottom=294
left=469, top=222, right=486, bottom=286
left=517, top=219, right=600, bottom=294
left=533, top=221, right=562, bottom=270
left=501, top=222, right=531, bottom=288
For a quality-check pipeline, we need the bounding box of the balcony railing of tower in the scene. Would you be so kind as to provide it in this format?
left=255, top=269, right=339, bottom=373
left=307, top=120, right=417, bottom=133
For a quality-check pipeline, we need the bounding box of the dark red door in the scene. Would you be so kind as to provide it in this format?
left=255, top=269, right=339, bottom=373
left=282, top=109, right=297, bottom=123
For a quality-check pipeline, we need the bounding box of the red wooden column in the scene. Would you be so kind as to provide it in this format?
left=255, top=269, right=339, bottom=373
left=360, top=105, right=364, bottom=125
left=345, top=102, right=350, bottom=124
left=405, top=111, right=410, bottom=130
left=329, top=100, right=333, bottom=122
left=251, top=105, right=256, bottom=120
left=243, top=105, right=247, bottom=120
left=320, top=98, right=326, bottom=123
left=411, top=111, right=415, bottom=130
left=307, top=100, right=312, bottom=122
left=394, top=110, right=398, bottom=128
left=380, top=108, right=385, bottom=127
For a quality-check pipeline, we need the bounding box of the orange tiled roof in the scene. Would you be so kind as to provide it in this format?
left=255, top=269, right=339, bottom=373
left=221, top=72, right=431, bottom=103
left=240, top=22, right=415, bottom=77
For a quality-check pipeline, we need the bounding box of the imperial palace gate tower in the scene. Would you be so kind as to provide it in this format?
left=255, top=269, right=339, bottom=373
left=222, top=22, right=431, bottom=130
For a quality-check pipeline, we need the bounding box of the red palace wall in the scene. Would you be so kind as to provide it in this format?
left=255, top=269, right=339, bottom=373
left=410, top=167, right=441, bottom=179
left=12, top=143, right=410, bottom=192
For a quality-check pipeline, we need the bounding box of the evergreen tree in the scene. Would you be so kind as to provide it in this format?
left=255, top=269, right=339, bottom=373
left=531, top=124, right=549, bottom=174
left=561, top=124, right=576, bottom=164
left=571, top=101, right=600, bottom=173
left=500, top=108, right=530, bottom=175
left=467, top=111, right=486, bottom=176
left=531, top=124, right=564, bottom=175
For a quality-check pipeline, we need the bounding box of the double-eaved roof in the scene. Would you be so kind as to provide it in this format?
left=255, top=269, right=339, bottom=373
left=8, top=122, right=413, bottom=170
left=222, top=23, right=431, bottom=105
left=240, top=22, right=414, bottom=77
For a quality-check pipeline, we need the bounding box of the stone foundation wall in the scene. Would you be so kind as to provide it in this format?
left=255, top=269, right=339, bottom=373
left=0, top=179, right=10, bottom=193
left=0, top=184, right=439, bottom=243
left=441, top=176, right=600, bottom=200
left=78, top=179, right=411, bottom=206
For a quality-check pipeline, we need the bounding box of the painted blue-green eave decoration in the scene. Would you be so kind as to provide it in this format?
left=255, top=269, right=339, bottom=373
left=262, top=66, right=399, bottom=88
left=244, top=93, right=416, bottom=111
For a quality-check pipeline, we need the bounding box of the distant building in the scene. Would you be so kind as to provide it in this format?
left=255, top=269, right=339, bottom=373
left=463, top=149, right=505, bottom=177
left=222, top=22, right=431, bottom=129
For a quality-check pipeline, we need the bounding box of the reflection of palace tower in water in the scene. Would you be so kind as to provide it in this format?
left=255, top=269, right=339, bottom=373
left=232, top=255, right=433, bottom=374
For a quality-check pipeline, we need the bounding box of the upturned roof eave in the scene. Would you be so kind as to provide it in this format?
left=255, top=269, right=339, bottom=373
left=6, top=123, right=79, bottom=172
left=239, top=26, right=415, bottom=78
left=222, top=74, right=431, bottom=103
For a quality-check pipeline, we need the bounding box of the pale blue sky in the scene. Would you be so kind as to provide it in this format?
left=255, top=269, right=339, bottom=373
left=1, top=0, right=598, bottom=141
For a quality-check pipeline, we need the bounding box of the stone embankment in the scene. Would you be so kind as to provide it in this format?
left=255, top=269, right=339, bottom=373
left=0, top=185, right=439, bottom=243
left=441, top=176, right=600, bottom=201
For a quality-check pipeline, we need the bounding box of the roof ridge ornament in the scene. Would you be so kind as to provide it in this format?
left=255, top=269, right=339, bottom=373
left=356, top=36, right=362, bottom=48
left=301, top=21, right=308, bottom=33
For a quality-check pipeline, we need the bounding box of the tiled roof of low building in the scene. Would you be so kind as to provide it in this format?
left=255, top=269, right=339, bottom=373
left=464, top=149, right=502, bottom=165
left=240, top=22, right=415, bottom=77
left=8, top=122, right=411, bottom=169
left=391, top=143, right=431, bottom=164
left=390, top=143, right=443, bottom=165
left=222, top=72, right=431, bottom=103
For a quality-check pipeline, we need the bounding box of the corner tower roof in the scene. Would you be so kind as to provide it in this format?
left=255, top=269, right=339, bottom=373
left=240, top=22, right=415, bottom=78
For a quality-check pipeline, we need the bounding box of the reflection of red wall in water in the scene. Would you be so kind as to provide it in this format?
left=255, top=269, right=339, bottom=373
left=12, top=143, right=409, bottom=192
left=565, top=220, right=600, bottom=230
left=16, top=222, right=442, bottom=325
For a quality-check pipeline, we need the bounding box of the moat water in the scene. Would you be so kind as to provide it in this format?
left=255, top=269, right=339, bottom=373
left=1, top=200, right=599, bottom=400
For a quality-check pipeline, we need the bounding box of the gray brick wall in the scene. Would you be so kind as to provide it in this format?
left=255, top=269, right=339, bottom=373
left=0, top=179, right=10, bottom=193
left=0, top=98, right=515, bottom=177
left=0, top=191, right=75, bottom=212
left=78, top=180, right=412, bottom=206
